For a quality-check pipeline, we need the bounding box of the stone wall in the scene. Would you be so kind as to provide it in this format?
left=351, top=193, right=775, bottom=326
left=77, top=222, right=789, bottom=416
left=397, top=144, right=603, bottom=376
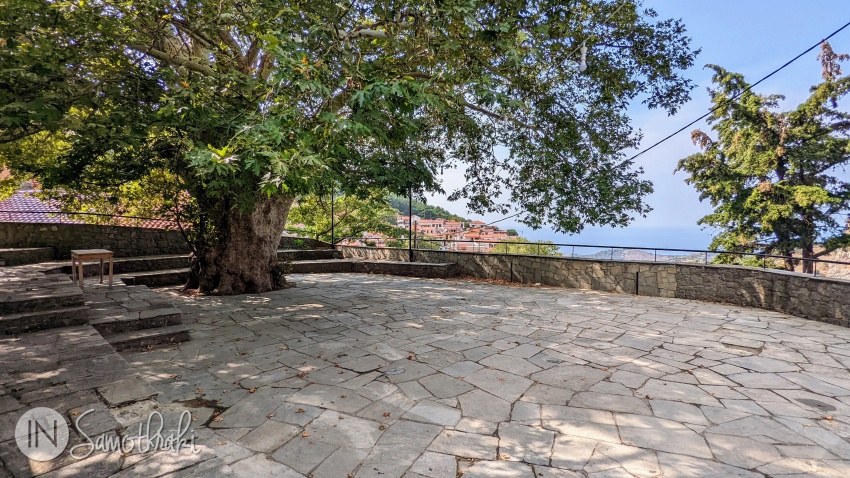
left=0, top=247, right=55, bottom=265
left=0, top=222, right=188, bottom=258
left=279, top=236, right=334, bottom=250
left=338, top=246, right=850, bottom=326
left=0, top=222, right=332, bottom=259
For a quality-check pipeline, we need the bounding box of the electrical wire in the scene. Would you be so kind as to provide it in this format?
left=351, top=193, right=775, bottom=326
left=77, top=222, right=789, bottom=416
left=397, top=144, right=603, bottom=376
left=627, top=19, right=850, bottom=162
left=485, top=211, right=523, bottom=226
left=486, top=12, right=850, bottom=229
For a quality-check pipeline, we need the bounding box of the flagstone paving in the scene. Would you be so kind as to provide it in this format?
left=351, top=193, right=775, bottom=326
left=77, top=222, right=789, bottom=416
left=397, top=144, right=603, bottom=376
left=107, top=273, right=850, bottom=476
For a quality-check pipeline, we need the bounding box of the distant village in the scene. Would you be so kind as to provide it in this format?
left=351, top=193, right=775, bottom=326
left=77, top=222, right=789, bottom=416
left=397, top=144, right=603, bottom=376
left=340, top=214, right=513, bottom=252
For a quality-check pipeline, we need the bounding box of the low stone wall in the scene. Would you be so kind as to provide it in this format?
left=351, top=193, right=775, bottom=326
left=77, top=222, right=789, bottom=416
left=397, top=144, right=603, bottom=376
left=338, top=246, right=850, bottom=326
left=0, top=222, right=188, bottom=258
left=290, top=258, right=458, bottom=278
left=0, top=247, right=55, bottom=265
left=280, top=236, right=334, bottom=250
left=0, top=222, right=331, bottom=259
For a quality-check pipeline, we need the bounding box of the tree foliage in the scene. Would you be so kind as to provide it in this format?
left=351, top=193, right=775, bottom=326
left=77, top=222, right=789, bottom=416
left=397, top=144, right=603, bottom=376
left=386, top=194, right=468, bottom=221
left=1, top=0, right=697, bottom=293
left=498, top=236, right=561, bottom=255
left=287, top=192, right=407, bottom=242
left=677, top=42, right=850, bottom=272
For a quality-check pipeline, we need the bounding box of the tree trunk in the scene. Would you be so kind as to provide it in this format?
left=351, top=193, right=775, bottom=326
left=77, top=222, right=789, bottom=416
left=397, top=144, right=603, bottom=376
left=801, top=243, right=815, bottom=274
left=783, top=255, right=795, bottom=272
left=191, top=195, right=295, bottom=295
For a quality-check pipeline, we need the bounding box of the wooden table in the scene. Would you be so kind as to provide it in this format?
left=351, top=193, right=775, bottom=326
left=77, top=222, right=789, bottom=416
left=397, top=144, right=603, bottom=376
left=70, top=249, right=114, bottom=289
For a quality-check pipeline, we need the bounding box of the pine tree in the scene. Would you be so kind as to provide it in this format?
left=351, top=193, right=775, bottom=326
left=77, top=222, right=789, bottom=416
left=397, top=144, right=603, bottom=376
left=678, top=42, right=850, bottom=273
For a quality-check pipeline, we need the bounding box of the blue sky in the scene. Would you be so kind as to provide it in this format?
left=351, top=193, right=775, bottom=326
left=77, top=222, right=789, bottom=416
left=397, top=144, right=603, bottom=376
left=425, top=0, right=850, bottom=250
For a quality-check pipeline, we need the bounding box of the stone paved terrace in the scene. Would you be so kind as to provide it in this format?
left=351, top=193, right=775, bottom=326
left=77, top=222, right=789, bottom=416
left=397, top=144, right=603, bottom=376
left=4, top=272, right=850, bottom=477
left=106, top=273, right=850, bottom=478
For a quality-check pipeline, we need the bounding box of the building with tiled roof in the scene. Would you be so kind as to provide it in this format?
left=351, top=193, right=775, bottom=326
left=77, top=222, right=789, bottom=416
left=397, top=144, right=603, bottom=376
left=0, top=183, right=175, bottom=229
left=0, top=183, right=83, bottom=224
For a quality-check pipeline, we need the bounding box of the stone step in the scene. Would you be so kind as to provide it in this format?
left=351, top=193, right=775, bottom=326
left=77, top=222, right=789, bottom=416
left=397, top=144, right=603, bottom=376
left=106, top=324, right=191, bottom=352
left=89, top=307, right=183, bottom=336
left=278, top=248, right=342, bottom=261
left=0, top=281, right=85, bottom=315
left=117, top=257, right=459, bottom=286
left=0, top=247, right=55, bottom=266
left=42, top=254, right=190, bottom=277
left=0, top=305, right=89, bottom=335
left=120, top=269, right=189, bottom=287
left=355, top=260, right=459, bottom=278
left=291, top=259, right=459, bottom=278
left=290, top=258, right=356, bottom=274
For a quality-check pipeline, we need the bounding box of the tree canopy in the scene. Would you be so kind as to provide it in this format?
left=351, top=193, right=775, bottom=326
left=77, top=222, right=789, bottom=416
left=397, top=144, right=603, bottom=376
left=677, top=42, right=850, bottom=272
left=287, top=192, right=407, bottom=242
left=498, top=236, right=561, bottom=255
left=1, top=0, right=698, bottom=293
left=386, top=194, right=468, bottom=222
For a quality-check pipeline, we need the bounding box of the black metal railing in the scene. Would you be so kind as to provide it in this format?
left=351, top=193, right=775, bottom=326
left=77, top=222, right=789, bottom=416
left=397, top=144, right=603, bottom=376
left=4, top=209, right=845, bottom=277
left=336, top=236, right=850, bottom=277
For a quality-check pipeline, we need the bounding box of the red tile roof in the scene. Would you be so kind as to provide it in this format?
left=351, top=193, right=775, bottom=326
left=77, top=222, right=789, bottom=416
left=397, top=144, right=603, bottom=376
left=0, top=191, right=175, bottom=229
left=0, top=192, right=83, bottom=224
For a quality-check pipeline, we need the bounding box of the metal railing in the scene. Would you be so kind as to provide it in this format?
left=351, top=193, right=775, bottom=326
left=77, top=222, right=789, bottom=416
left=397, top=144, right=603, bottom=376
left=4, top=209, right=845, bottom=277
left=336, top=236, right=850, bottom=277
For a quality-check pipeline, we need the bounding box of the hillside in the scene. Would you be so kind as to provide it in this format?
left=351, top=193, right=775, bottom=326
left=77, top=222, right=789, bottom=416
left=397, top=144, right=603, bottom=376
left=579, top=248, right=717, bottom=263
left=386, top=195, right=469, bottom=222
left=810, top=247, right=850, bottom=280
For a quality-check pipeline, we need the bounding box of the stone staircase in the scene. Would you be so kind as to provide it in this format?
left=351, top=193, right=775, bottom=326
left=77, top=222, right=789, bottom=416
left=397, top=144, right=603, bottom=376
left=42, top=252, right=189, bottom=276
left=0, top=244, right=457, bottom=345
left=84, top=282, right=190, bottom=351
left=118, top=248, right=349, bottom=286
left=0, top=247, right=55, bottom=266
left=0, top=269, right=88, bottom=335
left=119, top=248, right=459, bottom=286
left=0, top=257, right=190, bottom=350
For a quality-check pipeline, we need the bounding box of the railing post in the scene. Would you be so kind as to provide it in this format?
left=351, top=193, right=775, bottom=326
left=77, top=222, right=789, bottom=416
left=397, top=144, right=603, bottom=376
left=813, top=261, right=817, bottom=277
left=654, top=250, right=657, bottom=262
left=537, top=243, right=540, bottom=256
left=704, top=252, right=708, bottom=264
left=330, top=188, right=334, bottom=246
left=572, top=246, right=575, bottom=258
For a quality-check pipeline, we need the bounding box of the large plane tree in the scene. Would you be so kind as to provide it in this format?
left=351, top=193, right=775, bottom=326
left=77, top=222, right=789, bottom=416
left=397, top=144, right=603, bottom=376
left=1, top=0, right=697, bottom=294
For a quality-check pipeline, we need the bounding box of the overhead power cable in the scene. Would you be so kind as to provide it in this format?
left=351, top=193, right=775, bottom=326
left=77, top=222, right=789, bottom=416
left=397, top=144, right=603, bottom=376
left=484, top=14, right=850, bottom=229
left=484, top=211, right=523, bottom=226
left=627, top=19, right=850, bottom=162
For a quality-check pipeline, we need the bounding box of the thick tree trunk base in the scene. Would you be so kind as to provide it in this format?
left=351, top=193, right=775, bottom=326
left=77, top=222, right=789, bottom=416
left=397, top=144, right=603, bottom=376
left=188, top=195, right=295, bottom=295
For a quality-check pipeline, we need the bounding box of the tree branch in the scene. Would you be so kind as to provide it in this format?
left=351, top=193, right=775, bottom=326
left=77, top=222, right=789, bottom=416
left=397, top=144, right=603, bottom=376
left=127, top=43, right=215, bottom=75
left=461, top=100, right=504, bottom=121
left=258, top=52, right=274, bottom=81
left=168, top=18, right=216, bottom=50
left=460, top=99, right=543, bottom=133
left=243, top=39, right=262, bottom=73
left=337, top=28, right=387, bottom=40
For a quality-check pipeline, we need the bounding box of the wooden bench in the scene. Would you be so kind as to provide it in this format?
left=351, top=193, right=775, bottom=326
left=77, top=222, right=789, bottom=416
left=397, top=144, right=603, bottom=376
left=71, top=249, right=114, bottom=290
